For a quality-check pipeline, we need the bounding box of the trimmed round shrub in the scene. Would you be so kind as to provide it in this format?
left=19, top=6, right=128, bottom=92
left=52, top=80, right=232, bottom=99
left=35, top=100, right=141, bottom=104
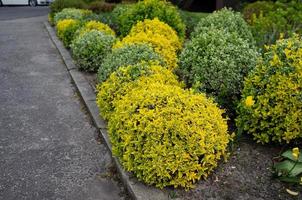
left=236, top=35, right=302, bottom=144
left=128, top=18, right=182, bottom=52
left=75, top=20, right=115, bottom=38
left=116, top=0, right=185, bottom=39
left=56, top=19, right=81, bottom=47
left=192, top=8, right=254, bottom=44
left=71, top=30, right=116, bottom=72
left=178, top=28, right=259, bottom=112
left=96, top=63, right=181, bottom=120
left=97, top=43, right=165, bottom=83
left=109, top=82, right=232, bottom=188
left=113, top=19, right=179, bottom=69
left=54, top=8, right=93, bottom=25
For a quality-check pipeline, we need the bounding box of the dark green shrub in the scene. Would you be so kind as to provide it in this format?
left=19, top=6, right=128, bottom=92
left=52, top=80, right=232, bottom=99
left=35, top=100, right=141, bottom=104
left=192, top=8, right=254, bottom=44
left=242, top=1, right=276, bottom=22
left=87, top=1, right=116, bottom=13
left=246, top=0, right=302, bottom=48
left=97, top=43, right=165, bottom=83
left=71, top=30, right=116, bottom=72
left=236, top=35, right=302, bottom=144
left=115, top=0, right=185, bottom=39
left=178, top=28, right=258, bottom=113
left=111, top=4, right=133, bottom=34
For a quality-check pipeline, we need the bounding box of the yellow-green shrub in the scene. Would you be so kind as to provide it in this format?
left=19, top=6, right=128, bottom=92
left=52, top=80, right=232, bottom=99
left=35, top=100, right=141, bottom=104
left=96, top=63, right=181, bottom=120
left=109, top=82, right=232, bottom=189
left=56, top=19, right=81, bottom=47
left=128, top=18, right=182, bottom=51
left=236, top=35, right=302, bottom=144
left=75, top=20, right=115, bottom=38
left=113, top=22, right=178, bottom=69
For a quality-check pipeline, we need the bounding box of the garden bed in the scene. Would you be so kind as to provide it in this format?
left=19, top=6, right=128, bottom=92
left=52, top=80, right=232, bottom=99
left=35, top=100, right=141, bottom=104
left=49, top=0, right=302, bottom=198
left=76, top=69, right=302, bottom=199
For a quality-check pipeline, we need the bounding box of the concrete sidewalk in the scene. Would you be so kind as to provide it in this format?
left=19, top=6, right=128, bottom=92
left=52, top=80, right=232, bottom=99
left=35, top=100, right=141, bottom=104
left=0, top=14, right=125, bottom=200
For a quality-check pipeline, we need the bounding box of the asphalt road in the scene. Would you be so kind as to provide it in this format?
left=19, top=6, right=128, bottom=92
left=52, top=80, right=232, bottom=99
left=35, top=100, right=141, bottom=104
left=0, top=6, right=49, bottom=20
left=0, top=7, right=125, bottom=200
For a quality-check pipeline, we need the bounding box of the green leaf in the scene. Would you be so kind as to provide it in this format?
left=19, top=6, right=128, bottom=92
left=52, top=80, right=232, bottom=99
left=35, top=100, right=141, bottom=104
left=274, top=160, right=302, bottom=177
left=282, top=150, right=302, bottom=162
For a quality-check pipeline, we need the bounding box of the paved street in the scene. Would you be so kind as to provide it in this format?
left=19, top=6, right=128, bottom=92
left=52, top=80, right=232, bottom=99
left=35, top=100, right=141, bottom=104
left=0, top=7, right=124, bottom=200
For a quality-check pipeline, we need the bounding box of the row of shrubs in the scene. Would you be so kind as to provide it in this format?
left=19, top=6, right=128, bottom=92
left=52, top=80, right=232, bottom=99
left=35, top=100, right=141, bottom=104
left=51, top=0, right=302, bottom=189
left=52, top=2, right=233, bottom=189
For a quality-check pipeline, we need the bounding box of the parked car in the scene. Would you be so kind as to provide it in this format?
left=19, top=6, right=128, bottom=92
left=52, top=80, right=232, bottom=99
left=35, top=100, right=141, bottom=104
left=0, top=0, right=53, bottom=6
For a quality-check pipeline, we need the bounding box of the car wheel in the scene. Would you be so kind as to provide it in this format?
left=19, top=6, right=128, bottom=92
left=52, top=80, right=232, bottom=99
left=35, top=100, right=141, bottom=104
left=29, top=0, right=37, bottom=7
left=0, top=0, right=3, bottom=6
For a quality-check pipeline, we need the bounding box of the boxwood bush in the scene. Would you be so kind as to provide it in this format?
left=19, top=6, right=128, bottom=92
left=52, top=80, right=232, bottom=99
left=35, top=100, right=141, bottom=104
left=115, top=0, right=185, bottom=39
left=192, top=8, right=254, bottom=44
left=97, top=43, right=165, bottom=83
left=178, top=28, right=258, bottom=113
left=113, top=18, right=180, bottom=69
left=71, top=30, right=116, bottom=72
left=109, top=81, right=232, bottom=188
left=56, top=19, right=81, bottom=47
left=236, top=35, right=302, bottom=144
left=96, top=63, right=181, bottom=120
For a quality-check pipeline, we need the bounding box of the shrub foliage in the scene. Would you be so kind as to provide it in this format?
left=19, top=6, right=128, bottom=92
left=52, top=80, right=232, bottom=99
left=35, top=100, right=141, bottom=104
left=115, top=0, right=185, bottom=39
left=75, top=20, right=115, bottom=38
left=96, top=63, right=181, bottom=120
left=113, top=18, right=181, bottom=69
left=192, top=8, right=254, bottom=44
left=108, top=81, right=232, bottom=188
left=56, top=19, right=81, bottom=47
left=97, top=43, right=165, bottom=83
left=71, top=30, right=116, bottom=72
left=54, top=8, right=93, bottom=25
left=236, top=35, right=302, bottom=144
left=178, top=28, right=258, bottom=112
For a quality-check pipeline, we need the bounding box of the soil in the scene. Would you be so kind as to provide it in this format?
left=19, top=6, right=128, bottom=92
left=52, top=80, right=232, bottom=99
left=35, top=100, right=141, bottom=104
left=176, top=136, right=302, bottom=200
